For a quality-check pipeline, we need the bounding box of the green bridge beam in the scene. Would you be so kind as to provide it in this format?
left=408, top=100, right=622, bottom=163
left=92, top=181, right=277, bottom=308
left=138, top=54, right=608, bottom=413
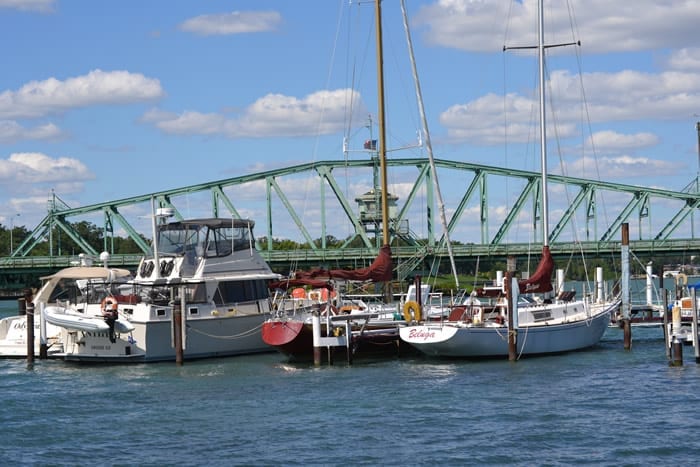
left=2, top=157, right=698, bottom=273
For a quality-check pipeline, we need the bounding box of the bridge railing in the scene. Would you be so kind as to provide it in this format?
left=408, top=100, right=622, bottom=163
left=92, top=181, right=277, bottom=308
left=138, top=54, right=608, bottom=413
left=0, top=238, right=695, bottom=272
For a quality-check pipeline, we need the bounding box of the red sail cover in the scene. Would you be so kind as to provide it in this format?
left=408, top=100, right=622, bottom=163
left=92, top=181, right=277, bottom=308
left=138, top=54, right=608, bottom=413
left=518, top=245, right=554, bottom=294
left=475, top=245, right=554, bottom=297
left=294, top=244, right=392, bottom=282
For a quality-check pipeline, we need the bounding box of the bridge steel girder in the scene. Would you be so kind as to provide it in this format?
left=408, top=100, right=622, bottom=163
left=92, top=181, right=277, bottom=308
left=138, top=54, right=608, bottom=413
left=491, top=177, right=539, bottom=245
left=4, top=157, right=700, bottom=266
left=600, top=192, right=648, bottom=244
left=655, top=197, right=700, bottom=242
left=550, top=184, right=594, bottom=243
left=267, top=176, right=318, bottom=252
left=315, top=165, right=373, bottom=249
left=103, top=206, right=151, bottom=254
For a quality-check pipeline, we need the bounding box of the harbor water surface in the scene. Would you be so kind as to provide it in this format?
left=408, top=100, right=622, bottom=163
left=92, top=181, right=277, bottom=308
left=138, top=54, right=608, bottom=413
left=2, top=299, right=700, bottom=466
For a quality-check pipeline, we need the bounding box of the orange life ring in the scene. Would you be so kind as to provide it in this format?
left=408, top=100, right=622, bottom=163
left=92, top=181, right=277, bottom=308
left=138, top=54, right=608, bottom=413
left=101, top=296, right=119, bottom=312
left=403, top=300, right=422, bottom=322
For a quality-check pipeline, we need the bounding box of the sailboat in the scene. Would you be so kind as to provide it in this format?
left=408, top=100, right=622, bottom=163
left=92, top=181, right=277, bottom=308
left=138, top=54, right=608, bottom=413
left=262, top=1, right=419, bottom=362
left=399, top=0, right=620, bottom=358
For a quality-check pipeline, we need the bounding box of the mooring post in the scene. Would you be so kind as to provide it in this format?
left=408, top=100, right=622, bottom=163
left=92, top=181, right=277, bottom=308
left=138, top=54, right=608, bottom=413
left=26, top=301, right=35, bottom=366
left=671, top=303, right=683, bottom=366
left=345, top=321, right=353, bottom=365
left=312, top=310, right=321, bottom=366
left=621, top=223, right=632, bottom=349
left=506, top=256, right=517, bottom=361
left=692, top=287, right=699, bottom=364
left=172, top=298, right=183, bottom=365
left=663, top=289, right=671, bottom=361
left=39, top=302, right=47, bottom=359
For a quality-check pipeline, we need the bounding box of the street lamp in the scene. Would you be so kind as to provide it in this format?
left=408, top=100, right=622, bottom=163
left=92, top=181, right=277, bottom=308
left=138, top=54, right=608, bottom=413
left=9, top=213, right=20, bottom=256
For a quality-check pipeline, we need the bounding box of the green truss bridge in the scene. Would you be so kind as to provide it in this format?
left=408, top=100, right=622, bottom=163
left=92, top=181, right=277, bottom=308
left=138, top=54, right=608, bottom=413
left=1, top=157, right=699, bottom=293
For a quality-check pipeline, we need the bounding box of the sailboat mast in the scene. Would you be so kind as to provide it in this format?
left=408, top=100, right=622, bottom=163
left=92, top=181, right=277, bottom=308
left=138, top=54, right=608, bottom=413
left=400, top=0, right=459, bottom=289
left=538, top=0, right=549, bottom=247
left=375, top=0, right=390, bottom=247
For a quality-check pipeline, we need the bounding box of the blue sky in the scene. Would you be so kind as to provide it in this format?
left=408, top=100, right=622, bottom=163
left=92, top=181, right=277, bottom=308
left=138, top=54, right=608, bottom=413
left=1, top=0, right=700, bottom=245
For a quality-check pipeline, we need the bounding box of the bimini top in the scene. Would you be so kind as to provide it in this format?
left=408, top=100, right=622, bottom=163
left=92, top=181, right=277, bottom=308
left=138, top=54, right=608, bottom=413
left=159, top=218, right=254, bottom=230
left=40, top=266, right=133, bottom=281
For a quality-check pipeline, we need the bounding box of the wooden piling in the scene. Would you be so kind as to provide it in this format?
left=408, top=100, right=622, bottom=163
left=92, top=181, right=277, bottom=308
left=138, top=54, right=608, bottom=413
left=671, top=337, right=683, bottom=366
left=39, top=303, right=48, bottom=359
left=621, top=223, right=632, bottom=349
left=26, top=301, right=35, bottom=365
left=506, top=271, right=516, bottom=361
left=312, top=311, right=321, bottom=366
left=663, top=290, right=671, bottom=361
left=173, top=300, right=183, bottom=365
left=693, top=287, right=699, bottom=364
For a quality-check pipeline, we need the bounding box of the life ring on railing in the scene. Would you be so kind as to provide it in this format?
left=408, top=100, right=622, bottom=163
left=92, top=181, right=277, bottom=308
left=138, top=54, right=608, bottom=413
left=101, top=296, right=119, bottom=323
left=101, top=296, right=119, bottom=312
left=403, top=300, right=422, bottom=323
left=676, top=273, right=688, bottom=287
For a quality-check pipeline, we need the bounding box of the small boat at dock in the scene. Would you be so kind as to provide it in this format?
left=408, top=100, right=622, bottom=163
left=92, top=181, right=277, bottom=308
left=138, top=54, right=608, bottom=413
left=0, top=264, right=133, bottom=358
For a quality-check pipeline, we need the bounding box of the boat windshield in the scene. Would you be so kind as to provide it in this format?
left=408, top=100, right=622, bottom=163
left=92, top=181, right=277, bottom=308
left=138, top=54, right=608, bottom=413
left=157, top=221, right=253, bottom=258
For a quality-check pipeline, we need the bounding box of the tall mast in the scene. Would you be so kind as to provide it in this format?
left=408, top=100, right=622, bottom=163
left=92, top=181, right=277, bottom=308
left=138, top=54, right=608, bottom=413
left=400, top=0, right=459, bottom=288
left=374, top=0, right=390, bottom=247
left=538, top=0, right=549, bottom=247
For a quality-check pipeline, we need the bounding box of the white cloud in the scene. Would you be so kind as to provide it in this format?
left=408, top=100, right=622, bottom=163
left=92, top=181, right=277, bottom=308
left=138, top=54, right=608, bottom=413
left=0, top=70, right=164, bottom=119
left=144, top=89, right=366, bottom=138
left=415, top=1, right=700, bottom=54
left=440, top=92, right=576, bottom=144
left=560, top=154, right=684, bottom=180
left=0, top=152, right=93, bottom=189
left=0, top=120, right=64, bottom=143
left=586, top=131, right=659, bottom=152
left=666, top=48, right=700, bottom=72
left=438, top=68, right=700, bottom=144
left=0, top=0, right=54, bottom=13
left=180, top=11, right=282, bottom=36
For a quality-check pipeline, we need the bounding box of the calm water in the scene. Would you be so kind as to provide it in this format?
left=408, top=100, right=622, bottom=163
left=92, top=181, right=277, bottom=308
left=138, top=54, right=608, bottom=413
left=2, top=299, right=700, bottom=466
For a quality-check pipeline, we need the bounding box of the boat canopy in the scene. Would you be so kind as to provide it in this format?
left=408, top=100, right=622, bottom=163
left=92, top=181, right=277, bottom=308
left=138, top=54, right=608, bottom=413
left=156, top=218, right=255, bottom=258
left=35, top=267, right=133, bottom=304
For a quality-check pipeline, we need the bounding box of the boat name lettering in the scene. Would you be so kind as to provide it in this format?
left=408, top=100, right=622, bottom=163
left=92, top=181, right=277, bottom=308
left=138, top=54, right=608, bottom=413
left=91, top=345, right=111, bottom=350
left=407, top=328, right=436, bottom=340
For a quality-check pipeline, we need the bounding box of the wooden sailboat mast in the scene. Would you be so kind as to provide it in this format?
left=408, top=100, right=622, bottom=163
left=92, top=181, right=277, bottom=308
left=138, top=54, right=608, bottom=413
left=374, top=0, right=390, bottom=248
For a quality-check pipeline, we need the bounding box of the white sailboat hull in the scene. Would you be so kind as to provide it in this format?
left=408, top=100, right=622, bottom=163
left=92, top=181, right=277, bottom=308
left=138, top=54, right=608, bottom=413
left=400, top=302, right=615, bottom=358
